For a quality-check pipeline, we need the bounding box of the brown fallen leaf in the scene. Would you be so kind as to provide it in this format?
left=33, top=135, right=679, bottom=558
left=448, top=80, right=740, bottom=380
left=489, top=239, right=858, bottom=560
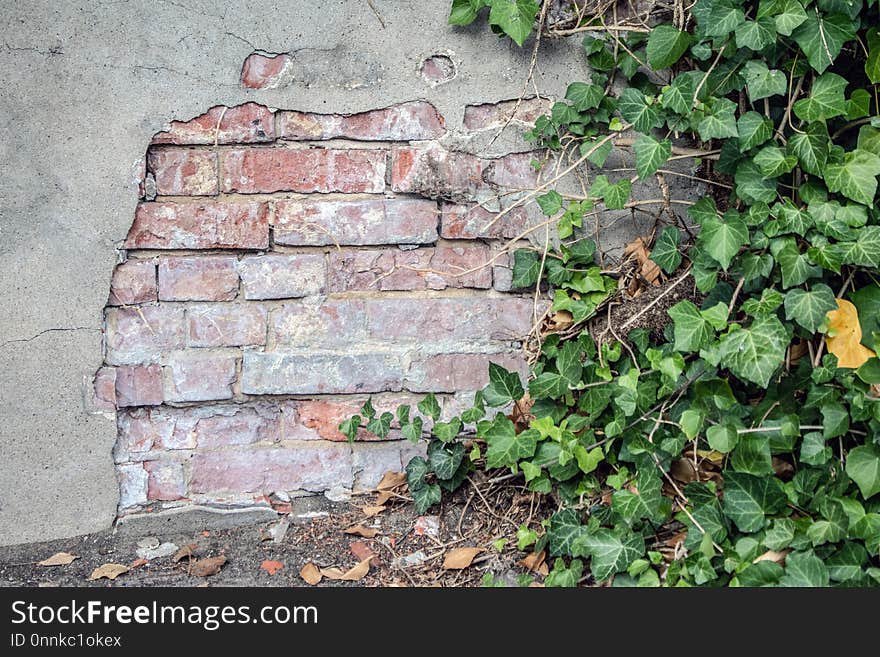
left=129, top=558, right=149, bottom=569
left=189, top=555, right=227, bottom=577
left=825, top=298, right=876, bottom=368
left=670, top=458, right=698, bottom=484
left=88, top=563, right=129, bottom=581
left=319, top=557, right=372, bottom=582
left=375, top=491, right=396, bottom=505
left=518, top=550, right=548, bottom=575
left=300, top=562, right=322, bottom=585
left=38, top=552, right=78, bottom=567
left=261, top=560, right=284, bottom=576
left=376, top=471, right=406, bottom=491
left=442, top=547, right=483, bottom=570
left=548, top=310, right=574, bottom=332
left=344, top=524, right=379, bottom=538
left=623, top=236, right=662, bottom=288
left=754, top=549, right=790, bottom=565
left=172, top=544, right=197, bottom=563
left=361, top=505, right=386, bottom=517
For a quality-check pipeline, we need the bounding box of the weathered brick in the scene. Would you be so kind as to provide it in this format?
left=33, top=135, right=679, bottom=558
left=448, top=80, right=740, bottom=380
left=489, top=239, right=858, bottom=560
left=328, top=245, right=491, bottom=291
left=190, top=403, right=282, bottom=448
left=116, top=408, right=167, bottom=457
left=108, top=260, right=157, bottom=306
left=293, top=398, right=409, bottom=442
left=126, top=201, right=269, bottom=250
left=221, top=148, right=386, bottom=194
left=187, top=303, right=267, bottom=347
left=276, top=101, right=444, bottom=141
left=352, top=443, right=406, bottom=491
left=105, top=306, right=186, bottom=365
left=420, top=54, right=456, bottom=85
left=484, top=152, right=539, bottom=189
left=152, top=103, right=275, bottom=145
left=158, top=256, right=239, bottom=302
left=493, top=257, right=514, bottom=292
left=391, top=145, right=483, bottom=197
left=144, top=461, right=186, bottom=501
left=240, top=52, right=293, bottom=89
left=91, top=366, right=117, bottom=412
left=117, top=463, right=148, bottom=509
left=148, top=148, right=218, bottom=196
left=115, top=364, right=164, bottom=407
left=239, top=254, right=325, bottom=300
left=270, top=299, right=366, bottom=348
left=462, top=97, right=552, bottom=131
left=366, top=297, right=534, bottom=342
left=189, top=444, right=353, bottom=494
left=164, top=352, right=237, bottom=402
left=241, top=351, right=403, bottom=395
left=274, top=198, right=438, bottom=246
left=406, top=352, right=528, bottom=392
left=440, top=202, right=530, bottom=239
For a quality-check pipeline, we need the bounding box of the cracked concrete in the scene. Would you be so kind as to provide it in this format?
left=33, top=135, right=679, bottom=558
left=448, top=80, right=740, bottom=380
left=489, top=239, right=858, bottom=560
left=0, top=0, right=589, bottom=546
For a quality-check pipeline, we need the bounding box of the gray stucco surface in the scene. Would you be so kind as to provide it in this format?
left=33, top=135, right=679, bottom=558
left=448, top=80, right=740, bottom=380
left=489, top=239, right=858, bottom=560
left=0, top=0, right=594, bottom=546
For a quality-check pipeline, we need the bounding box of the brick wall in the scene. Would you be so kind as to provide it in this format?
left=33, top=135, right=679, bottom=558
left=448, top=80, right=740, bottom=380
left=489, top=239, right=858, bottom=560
left=97, top=100, right=545, bottom=515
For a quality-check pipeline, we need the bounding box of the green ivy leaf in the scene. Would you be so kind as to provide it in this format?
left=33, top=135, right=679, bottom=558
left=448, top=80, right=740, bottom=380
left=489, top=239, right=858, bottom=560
left=742, top=288, right=784, bottom=316
left=700, top=0, right=745, bottom=38
left=788, top=122, right=829, bottom=176
left=547, top=508, right=587, bottom=556
left=846, top=445, right=880, bottom=499
left=612, top=469, right=665, bottom=523
left=731, top=435, right=774, bottom=476
left=339, top=415, right=361, bottom=442
left=852, top=514, right=880, bottom=556
left=574, top=528, right=645, bottom=581
left=366, top=411, right=393, bottom=439
left=565, top=82, right=604, bottom=111
left=536, top=190, right=563, bottom=216
left=483, top=362, right=525, bottom=407
left=735, top=160, right=777, bottom=204
left=771, top=237, right=822, bottom=288
left=649, top=226, right=682, bottom=274
left=719, top=315, right=789, bottom=387
left=722, top=471, right=788, bottom=533
left=839, top=226, right=880, bottom=268
left=707, top=424, right=739, bottom=453
left=792, top=72, right=848, bottom=122
left=427, top=441, right=465, bottom=480
left=754, top=146, right=798, bottom=177
left=827, top=542, right=869, bottom=582
left=743, top=60, right=788, bottom=100
left=779, top=550, right=830, bottom=586
left=806, top=500, right=848, bottom=546
left=773, top=0, right=808, bottom=35
left=618, top=88, right=661, bottom=133
left=448, top=0, right=485, bottom=25
left=633, top=134, right=671, bottom=179
left=401, top=416, right=423, bottom=443
left=783, top=284, right=837, bottom=332
left=544, top=558, right=584, bottom=587
left=736, top=561, right=785, bottom=586
left=417, top=393, right=442, bottom=421
left=824, top=149, right=880, bottom=205
left=846, top=88, right=872, bottom=120
left=411, top=482, right=442, bottom=514
left=432, top=417, right=462, bottom=444
left=737, top=111, right=774, bottom=150
left=668, top=300, right=713, bottom=351
left=488, top=0, right=539, bottom=47
left=698, top=97, right=739, bottom=140
left=735, top=17, right=776, bottom=50
left=661, top=72, right=697, bottom=114
left=791, top=11, right=857, bottom=73
left=867, top=27, right=880, bottom=84
left=511, top=249, right=539, bottom=288
left=646, top=24, right=692, bottom=69
left=698, top=209, right=749, bottom=270
left=483, top=418, right=538, bottom=469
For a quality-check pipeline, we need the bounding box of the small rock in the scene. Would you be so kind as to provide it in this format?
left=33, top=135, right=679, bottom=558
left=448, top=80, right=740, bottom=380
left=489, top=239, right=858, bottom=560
left=136, top=542, right=178, bottom=561
left=136, top=537, right=160, bottom=550
left=268, top=519, right=290, bottom=544
left=396, top=550, right=428, bottom=568
left=414, top=515, right=440, bottom=538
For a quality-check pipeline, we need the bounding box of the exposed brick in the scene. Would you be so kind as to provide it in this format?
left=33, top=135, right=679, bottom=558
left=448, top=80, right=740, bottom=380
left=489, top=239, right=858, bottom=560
left=274, top=198, right=438, bottom=246
left=148, top=148, right=218, bottom=196
left=391, top=145, right=483, bottom=197
left=462, top=97, right=551, bottom=131
left=406, top=352, right=528, bottom=392
left=144, top=461, right=186, bottom=501
left=328, top=245, right=491, bottom=291
left=240, top=53, right=293, bottom=89
left=164, top=352, right=237, bottom=402
left=493, top=257, right=514, bottom=292
left=270, top=299, right=366, bottom=348
left=118, top=463, right=148, bottom=509
left=126, top=201, right=269, bottom=250
left=484, top=152, right=539, bottom=188
left=366, top=297, right=534, bottom=342
left=116, top=408, right=168, bottom=456
left=352, top=443, right=405, bottom=491
left=190, top=403, right=282, bottom=448
left=92, top=367, right=117, bottom=412
left=440, top=202, right=530, bottom=239
left=420, top=54, right=456, bottom=85
left=105, top=306, right=186, bottom=365
left=239, top=254, right=325, bottom=300
left=152, top=103, right=275, bottom=145
left=276, top=101, right=444, bottom=141
left=108, top=260, right=157, bottom=306
left=241, top=352, right=404, bottom=395
left=158, top=256, right=240, bottom=302
left=294, top=398, right=409, bottom=442
left=221, top=148, right=386, bottom=194
left=187, top=303, right=267, bottom=348
left=189, top=444, right=353, bottom=494
left=115, top=364, right=164, bottom=407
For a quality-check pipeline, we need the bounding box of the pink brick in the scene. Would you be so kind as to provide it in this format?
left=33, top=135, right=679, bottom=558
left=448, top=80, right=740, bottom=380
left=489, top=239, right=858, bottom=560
left=391, top=145, right=483, bottom=197
left=221, top=148, right=386, bottom=194
left=104, top=306, right=185, bottom=365
left=328, top=245, right=491, bottom=291
left=144, top=461, right=186, bottom=501
left=92, top=367, right=117, bottom=412
left=108, top=260, right=157, bottom=306
left=158, top=256, right=239, bottom=301
left=148, top=148, right=218, bottom=196
left=270, top=300, right=366, bottom=347
left=126, top=201, right=269, bottom=250
left=485, top=152, right=539, bottom=188
left=189, top=444, right=353, bottom=494
left=440, top=202, right=530, bottom=239
left=240, top=52, right=293, bottom=89
left=274, top=198, right=438, bottom=246
left=239, top=254, right=325, bottom=300
left=116, top=409, right=167, bottom=456
left=241, top=351, right=403, bottom=395
left=366, top=297, right=534, bottom=342
left=294, top=398, right=402, bottom=442
left=187, top=304, right=267, bottom=347
left=191, top=404, right=281, bottom=449
left=276, top=101, right=445, bottom=141
left=117, top=463, right=147, bottom=508
left=406, top=352, right=528, bottom=392
left=462, top=97, right=551, bottom=131
left=164, top=352, right=237, bottom=402
left=152, top=103, right=275, bottom=145
left=115, top=364, right=164, bottom=407
left=420, top=54, right=456, bottom=85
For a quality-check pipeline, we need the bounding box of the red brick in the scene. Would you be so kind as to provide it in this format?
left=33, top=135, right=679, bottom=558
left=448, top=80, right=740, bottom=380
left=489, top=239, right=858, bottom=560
left=484, top=152, right=539, bottom=188
left=148, top=148, right=218, bottom=196
left=144, top=461, right=186, bottom=501
left=462, top=97, right=551, bottom=131
left=221, top=148, right=386, bottom=194
left=189, top=444, right=352, bottom=494
left=270, top=300, right=366, bottom=348
left=293, top=398, right=409, bottom=442
left=276, top=101, right=444, bottom=141
left=440, top=202, right=530, bottom=239
left=187, top=303, right=267, bottom=348
left=164, top=352, right=237, bottom=402
left=241, top=352, right=403, bottom=395
left=391, top=145, right=483, bottom=197
left=328, top=245, right=491, bottom=291
left=152, top=103, right=275, bottom=145
left=406, top=352, right=528, bottom=392
left=191, top=404, right=282, bottom=449
left=240, top=53, right=293, bottom=89
left=239, top=254, right=325, bottom=300
left=126, top=201, right=269, bottom=250
left=92, top=367, right=117, bottom=412
left=104, top=306, right=186, bottom=365
left=158, top=256, right=239, bottom=301
left=108, top=260, right=157, bottom=306
left=115, top=364, right=164, bottom=407
left=274, top=198, right=438, bottom=246
left=420, top=54, right=456, bottom=85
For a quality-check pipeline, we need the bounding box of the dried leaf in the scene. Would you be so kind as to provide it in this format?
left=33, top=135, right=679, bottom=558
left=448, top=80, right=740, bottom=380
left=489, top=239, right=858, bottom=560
left=825, top=298, right=876, bottom=368
left=696, top=449, right=724, bottom=465
left=789, top=339, right=809, bottom=364
left=189, top=555, right=227, bottom=577
left=361, top=505, right=386, bottom=517
left=375, top=491, right=395, bottom=505
left=442, top=547, right=483, bottom=570
left=88, top=563, right=129, bottom=581
left=261, top=560, right=284, bottom=576
left=320, top=557, right=371, bottom=581
left=129, top=558, right=149, bottom=569
left=376, top=471, right=406, bottom=491
left=754, top=549, right=790, bottom=565
left=624, top=236, right=661, bottom=286
left=38, top=552, right=78, bottom=567
left=300, top=562, right=322, bottom=585
left=172, top=544, right=196, bottom=563
left=548, top=310, right=574, bottom=331
left=518, top=550, right=547, bottom=574
left=350, top=541, right=380, bottom=566
left=344, top=524, right=379, bottom=538
left=670, top=458, right=698, bottom=484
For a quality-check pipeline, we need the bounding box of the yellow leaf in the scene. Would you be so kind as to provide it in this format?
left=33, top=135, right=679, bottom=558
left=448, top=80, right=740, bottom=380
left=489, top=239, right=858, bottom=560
left=825, top=298, right=876, bottom=368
